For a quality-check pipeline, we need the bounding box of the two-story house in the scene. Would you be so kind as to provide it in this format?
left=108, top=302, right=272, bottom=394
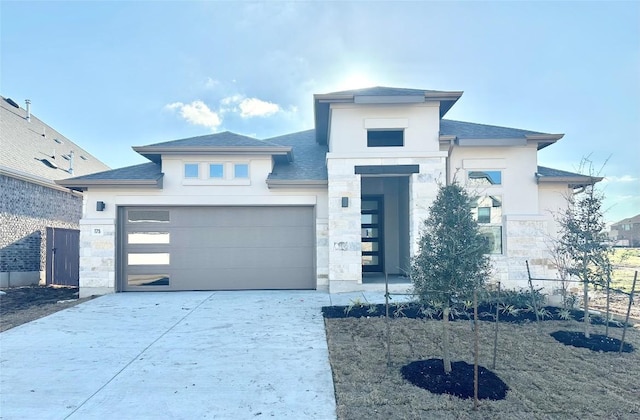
left=58, top=87, right=596, bottom=297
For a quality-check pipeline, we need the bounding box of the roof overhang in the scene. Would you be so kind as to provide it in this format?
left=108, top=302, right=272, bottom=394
left=536, top=174, right=603, bottom=189
left=266, top=179, right=328, bottom=189
left=56, top=174, right=164, bottom=192
left=132, top=146, right=293, bottom=164
left=314, top=90, right=463, bottom=145
left=1, top=166, right=83, bottom=195
left=526, top=134, right=564, bottom=150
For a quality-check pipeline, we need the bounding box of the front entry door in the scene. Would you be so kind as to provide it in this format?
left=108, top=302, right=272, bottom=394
left=361, top=196, right=383, bottom=272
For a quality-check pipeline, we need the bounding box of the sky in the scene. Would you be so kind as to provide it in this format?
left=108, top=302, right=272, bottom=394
left=1, top=1, right=638, bottom=224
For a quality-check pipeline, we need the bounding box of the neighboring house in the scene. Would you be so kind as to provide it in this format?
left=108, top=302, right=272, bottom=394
left=610, top=214, right=640, bottom=247
left=0, top=97, right=109, bottom=287
left=58, top=86, right=597, bottom=297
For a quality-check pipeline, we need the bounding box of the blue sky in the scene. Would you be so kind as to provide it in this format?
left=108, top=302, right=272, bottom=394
left=1, top=1, right=638, bottom=223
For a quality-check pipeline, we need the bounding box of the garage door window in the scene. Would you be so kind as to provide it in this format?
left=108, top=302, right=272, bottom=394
left=128, top=274, right=170, bottom=287
left=128, top=253, right=170, bottom=265
left=127, top=232, right=170, bottom=244
left=127, top=210, right=170, bottom=223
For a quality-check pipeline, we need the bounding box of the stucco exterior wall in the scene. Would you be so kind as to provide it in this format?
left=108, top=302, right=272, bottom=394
left=328, top=102, right=441, bottom=154
left=78, top=156, right=329, bottom=296
left=0, top=174, right=81, bottom=287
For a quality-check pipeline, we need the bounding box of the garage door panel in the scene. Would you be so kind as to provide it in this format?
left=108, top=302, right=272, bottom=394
left=170, top=226, right=314, bottom=248
left=123, top=206, right=315, bottom=291
left=172, top=267, right=314, bottom=290
left=170, top=246, right=313, bottom=269
left=169, top=207, right=312, bottom=227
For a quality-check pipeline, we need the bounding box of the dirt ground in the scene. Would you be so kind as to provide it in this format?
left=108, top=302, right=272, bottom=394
left=0, top=286, right=92, bottom=332
left=325, top=316, right=640, bottom=420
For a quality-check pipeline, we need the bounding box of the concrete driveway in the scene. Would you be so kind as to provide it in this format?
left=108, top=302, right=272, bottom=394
left=0, top=291, right=340, bottom=419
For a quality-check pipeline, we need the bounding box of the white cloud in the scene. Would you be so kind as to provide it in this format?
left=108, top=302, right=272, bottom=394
left=204, top=77, right=219, bottom=89
left=238, top=97, right=280, bottom=118
left=603, top=175, right=638, bottom=183
left=165, top=101, right=221, bottom=131
left=219, top=95, right=282, bottom=118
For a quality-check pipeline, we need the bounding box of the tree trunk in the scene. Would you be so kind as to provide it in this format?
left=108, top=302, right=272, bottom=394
left=582, top=258, right=590, bottom=338
left=443, top=307, right=452, bottom=374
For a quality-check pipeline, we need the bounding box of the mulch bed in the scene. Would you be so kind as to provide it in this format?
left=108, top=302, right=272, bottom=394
left=551, top=330, right=634, bottom=353
left=401, top=359, right=509, bottom=400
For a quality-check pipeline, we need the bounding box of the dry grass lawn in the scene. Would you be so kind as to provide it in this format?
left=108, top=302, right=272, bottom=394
left=325, top=316, right=640, bottom=419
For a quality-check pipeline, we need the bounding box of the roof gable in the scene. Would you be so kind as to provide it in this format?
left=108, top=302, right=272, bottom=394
left=313, top=86, right=463, bottom=145
left=133, top=131, right=292, bottom=164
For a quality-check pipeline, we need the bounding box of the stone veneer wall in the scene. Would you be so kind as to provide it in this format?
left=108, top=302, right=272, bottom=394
left=78, top=219, right=116, bottom=297
left=490, top=215, right=559, bottom=293
left=327, top=156, right=446, bottom=293
left=0, top=175, right=81, bottom=286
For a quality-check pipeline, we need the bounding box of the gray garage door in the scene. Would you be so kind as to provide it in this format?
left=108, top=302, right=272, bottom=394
left=120, top=206, right=315, bottom=291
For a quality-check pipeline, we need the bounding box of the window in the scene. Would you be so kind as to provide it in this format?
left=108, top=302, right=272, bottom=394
left=209, top=163, right=224, bottom=179
left=472, top=195, right=503, bottom=254
left=128, top=274, right=169, bottom=287
left=477, top=207, right=491, bottom=224
left=127, top=210, right=170, bottom=223
left=184, top=163, right=199, bottom=178
left=367, top=130, right=404, bottom=147
left=234, top=163, right=249, bottom=178
left=468, top=170, right=502, bottom=186
left=127, top=232, right=170, bottom=244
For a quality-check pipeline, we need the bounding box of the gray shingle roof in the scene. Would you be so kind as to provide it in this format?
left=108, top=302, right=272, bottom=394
left=63, top=162, right=161, bottom=181
left=141, top=131, right=280, bottom=148
left=611, top=214, right=640, bottom=227
left=0, top=96, right=109, bottom=186
left=441, top=119, right=547, bottom=139
left=536, top=165, right=602, bottom=187
left=56, top=162, right=162, bottom=191
left=266, top=130, right=328, bottom=181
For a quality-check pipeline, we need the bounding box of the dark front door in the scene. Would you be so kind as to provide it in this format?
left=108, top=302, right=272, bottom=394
left=361, top=196, right=383, bottom=272
left=46, top=227, right=80, bottom=286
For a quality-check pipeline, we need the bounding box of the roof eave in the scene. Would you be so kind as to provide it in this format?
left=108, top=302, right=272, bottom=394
left=266, top=179, right=328, bottom=189
left=537, top=175, right=603, bottom=189
left=526, top=134, right=564, bottom=150
left=56, top=174, right=164, bottom=192
left=133, top=146, right=293, bottom=162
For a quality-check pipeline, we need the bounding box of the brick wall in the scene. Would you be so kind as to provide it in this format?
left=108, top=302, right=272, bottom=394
left=0, top=175, right=82, bottom=273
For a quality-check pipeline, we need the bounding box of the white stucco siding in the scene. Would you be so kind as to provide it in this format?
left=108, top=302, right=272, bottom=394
left=328, top=102, right=441, bottom=154
left=78, top=160, right=329, bottom=296
left=450, top=144, right=539, bottom=215
left=538, top=183, right=571, bottom=237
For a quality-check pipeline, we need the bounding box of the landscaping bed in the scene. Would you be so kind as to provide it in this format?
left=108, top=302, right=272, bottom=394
left=323, top=305, right=640, bottom=419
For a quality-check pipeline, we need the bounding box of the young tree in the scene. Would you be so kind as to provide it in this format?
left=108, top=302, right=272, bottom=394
left=558, top=180, right=612, bottom=338
left=411, top=183, right=491, bottom=373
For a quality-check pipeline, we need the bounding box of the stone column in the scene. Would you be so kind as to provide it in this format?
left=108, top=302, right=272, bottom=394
left=327, top=159, right=362, bottom=293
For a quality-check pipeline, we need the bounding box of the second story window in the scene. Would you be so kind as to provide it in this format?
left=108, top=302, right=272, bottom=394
left=234, top=163, right=249, bottom=179
left=184, top=163, right=199, bottom=179
left=367, top=129, right=404, bottom=147
left=209, top=164, right=224, bottom=179
left=468, top=170, right=502, bottom=186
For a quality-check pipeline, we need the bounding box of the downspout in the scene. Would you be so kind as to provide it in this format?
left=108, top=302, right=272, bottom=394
left=445, top=138, right=455, bottom=186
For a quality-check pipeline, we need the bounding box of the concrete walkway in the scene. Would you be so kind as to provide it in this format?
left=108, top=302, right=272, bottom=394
left=0, top=291, right=365, bottom=420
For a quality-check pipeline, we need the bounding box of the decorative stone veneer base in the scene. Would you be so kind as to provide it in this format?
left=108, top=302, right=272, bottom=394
left=79, top=219, right=116, bottom=296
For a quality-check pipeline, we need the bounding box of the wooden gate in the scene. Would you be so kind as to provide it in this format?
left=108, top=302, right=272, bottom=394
left=46, top=227, right=80, bottom=286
